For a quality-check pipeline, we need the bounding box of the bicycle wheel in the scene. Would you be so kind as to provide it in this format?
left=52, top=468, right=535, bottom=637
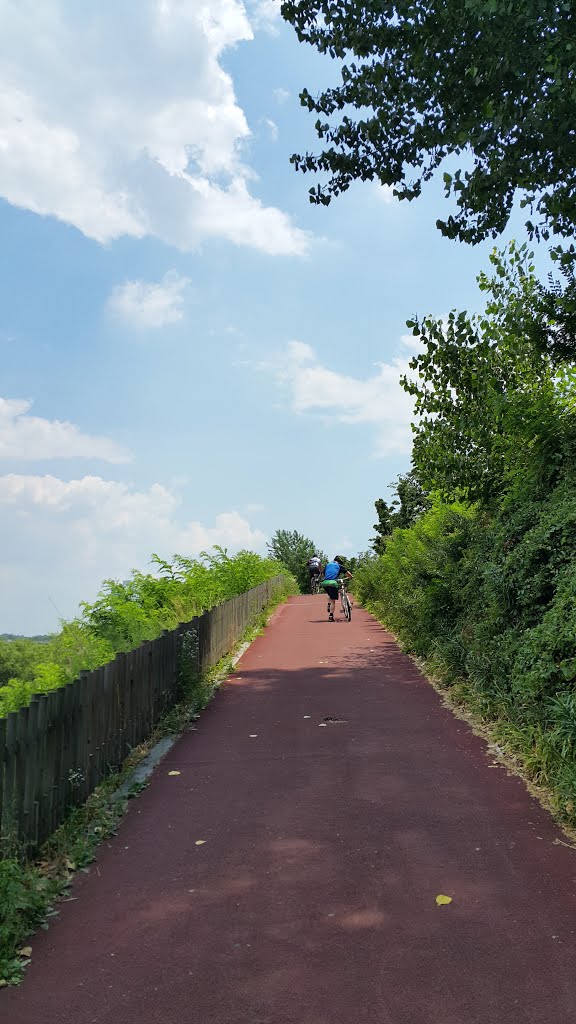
left=343, top=591, right=352, bottom=621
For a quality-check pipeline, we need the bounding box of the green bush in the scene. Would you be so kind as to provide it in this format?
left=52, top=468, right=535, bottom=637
left=356, top=478, right=576, bottom=816
left=0, top=859, right=59, bottom=984
left=1, top=548, right=289, bottom=719
left=356, top=244, right=576, bottom=818
left=356, top=501, right=473, bottom=658
left=0, top=638, right=47, bottom=687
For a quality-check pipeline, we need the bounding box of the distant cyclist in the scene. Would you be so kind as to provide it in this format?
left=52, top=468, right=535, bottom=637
left=321, top=556, right=353, bottom=621
left=307, top=554, right=323, bottom=592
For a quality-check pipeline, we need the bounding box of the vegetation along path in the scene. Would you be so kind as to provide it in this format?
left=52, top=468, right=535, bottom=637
left=5, top=596, right=576, bottom=1024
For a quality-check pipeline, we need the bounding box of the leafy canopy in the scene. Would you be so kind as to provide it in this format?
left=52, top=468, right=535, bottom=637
left=372, top=472, right=430, bottom=554
left=281, top=0, right=576, bottom=247
left=267, top=529, right=326, bottom=592
left=401, top=242, right=576, bottom=503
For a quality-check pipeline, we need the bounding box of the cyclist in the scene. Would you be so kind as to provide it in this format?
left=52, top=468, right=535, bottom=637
left=307, top=554, right=323, bottom=592
left=321, top=556, right=353, bottom=621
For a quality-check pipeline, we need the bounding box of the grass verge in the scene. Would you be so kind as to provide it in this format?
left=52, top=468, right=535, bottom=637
left=362, top=599, right=576, bottom=848
left=0, top=584, right=294, bottom=987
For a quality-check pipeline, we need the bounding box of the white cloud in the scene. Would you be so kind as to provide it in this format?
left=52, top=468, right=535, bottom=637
left=0, top=472, right=266, bottom=631
left=333, top=535, right=354, bottom=554
left=400, top=332, right=421, bottom=351
left=0, top=398, right=131, bottom=463
left=254, top=340, right=415, bottom=455
left=374, top=184, right=397, bottom=204
left=262, top=118, right=279, bottom=142
left=0, top=0, right=308, bottom=256
left=248, top=0, right=281, bottom=33
left=273, top=88, right=290, bottom=104
left=108, top=271, right=190, bottom=329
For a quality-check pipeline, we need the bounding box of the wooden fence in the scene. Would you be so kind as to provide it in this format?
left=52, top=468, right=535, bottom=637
left=0, top=576, right=286, bottom=858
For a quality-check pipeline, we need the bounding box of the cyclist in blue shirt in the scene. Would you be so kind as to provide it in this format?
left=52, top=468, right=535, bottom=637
left=321, top=556, right=353, bottom=622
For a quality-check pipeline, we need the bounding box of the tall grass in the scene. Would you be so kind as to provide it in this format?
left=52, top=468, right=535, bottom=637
left=0, top=548, right=290, bottom=718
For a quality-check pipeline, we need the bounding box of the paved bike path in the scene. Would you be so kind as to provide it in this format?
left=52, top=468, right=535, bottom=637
left=5, top=596, right=576, bottom=1023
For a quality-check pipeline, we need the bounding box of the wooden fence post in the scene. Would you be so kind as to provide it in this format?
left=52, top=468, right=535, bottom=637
left=0, top=715, right=5, bottom=853
left=15, top=706, right=29, bottom=854
left=2, top=713, right=19, bottom=854
left=23, top=698, right=39, bottom=856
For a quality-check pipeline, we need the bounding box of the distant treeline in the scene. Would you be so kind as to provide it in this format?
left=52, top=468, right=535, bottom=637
left=0, top=634, right=51, bottom=644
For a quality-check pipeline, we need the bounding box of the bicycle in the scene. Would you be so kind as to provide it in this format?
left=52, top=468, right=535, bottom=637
left=310, top=572, right=322, bottom=595
left=339, top=579, right=352, bottom=622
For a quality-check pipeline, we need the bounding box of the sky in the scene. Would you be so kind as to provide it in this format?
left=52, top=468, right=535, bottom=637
left=0, top=0, right=548, bottom=634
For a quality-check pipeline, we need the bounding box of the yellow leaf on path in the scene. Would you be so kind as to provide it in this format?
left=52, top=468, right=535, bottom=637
left=168, top=771, right=181, bottom=776
left=19, top=947, right=32, bottom=958
left=436, top=895, right=453, bottom=906
left=195, top=840, right=206, bottom=846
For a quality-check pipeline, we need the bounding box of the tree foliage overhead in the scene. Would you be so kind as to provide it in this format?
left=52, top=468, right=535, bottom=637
left=281, top=0, right=576, bottom=247
left=401, top=242, right=576, bottom=502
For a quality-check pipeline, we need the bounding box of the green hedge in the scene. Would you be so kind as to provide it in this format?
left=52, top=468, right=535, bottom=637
left=0, top=549, right=290, bottom=718
left=355, top=484, right=576, bottom=818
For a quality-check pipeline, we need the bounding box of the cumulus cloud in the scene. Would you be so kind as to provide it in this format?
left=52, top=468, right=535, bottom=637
left=107, top=271, right=190, bottom=329
left=247, top=0, right=281, bottom=33
left=0, top=0, right=308, bottom=255
left=0, top=398, right=131, bottom=463
left=0, top=472, right=266, bottom=631
left=254, top=341, right=415, bottom=455
left=374, top=184, right=397, bottom=204
left=262, top=118, right=279, bottom=142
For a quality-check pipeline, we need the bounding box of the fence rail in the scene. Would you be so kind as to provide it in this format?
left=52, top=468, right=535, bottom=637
left=0, top=576, right=286, bottom=858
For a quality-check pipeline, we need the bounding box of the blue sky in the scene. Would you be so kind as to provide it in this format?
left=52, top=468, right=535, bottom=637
left=0, top=0, right=549, bottom=633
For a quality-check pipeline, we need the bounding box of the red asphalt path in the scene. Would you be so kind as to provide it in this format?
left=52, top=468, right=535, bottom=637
left=4, top=596, right=576, bottom=1024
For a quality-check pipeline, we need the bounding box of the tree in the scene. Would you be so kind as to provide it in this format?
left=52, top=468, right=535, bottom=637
left=267, top=529, right=326, bottom=592
left=281, top=0, right=576, bottom=248
left=394, top=472, right=430, bottom=529
left=371, top=473, right=430, bottom=553
left=0, top=638, right=46, bottom=687
left=372, top=498, right=395, bottom=555
left=532, top=261, right=576, bottom=363
left=401, top=242, right=576, bottom=503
